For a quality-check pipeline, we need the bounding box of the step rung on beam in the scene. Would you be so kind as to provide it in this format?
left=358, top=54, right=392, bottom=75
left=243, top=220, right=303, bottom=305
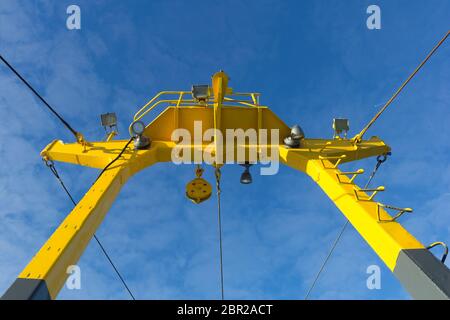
left=336, top=168, right=365, bottom=183
left=319, top=154, right=347, bottom=169
left=354, top=186, right=385, bottom=201
left=377, top=203, right=413, bottom=222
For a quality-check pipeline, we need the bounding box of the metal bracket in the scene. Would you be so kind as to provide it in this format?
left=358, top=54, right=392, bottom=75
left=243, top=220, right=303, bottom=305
left=427, top=242, right=448, bottom=263
left=319, top=154, right=347, bottom=169
left=354, top=186, right=385, bottom=201
left=377, top=203, right=413, bottom=222
left=336, top=169, right=365, bottom=184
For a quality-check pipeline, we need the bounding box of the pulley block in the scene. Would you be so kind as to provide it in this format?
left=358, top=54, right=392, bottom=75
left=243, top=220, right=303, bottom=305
left=186, top=166, right=212, bottom=204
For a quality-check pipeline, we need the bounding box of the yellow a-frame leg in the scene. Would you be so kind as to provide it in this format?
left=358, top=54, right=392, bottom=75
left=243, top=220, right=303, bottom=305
left=1, top=139, right=163, bottom=299
left=280, top=147, right=450, bottom=299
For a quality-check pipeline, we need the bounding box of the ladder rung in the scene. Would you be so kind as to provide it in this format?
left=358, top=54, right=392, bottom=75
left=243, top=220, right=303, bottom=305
left=319, top=154, right=347, bottom=169
left=354, top=186, right=385, bottom=201
left=318, top=141, right=332, bottom=153
left=336, top=169, right=364, bottom=183
left=377, top=203, right=413, bottom=222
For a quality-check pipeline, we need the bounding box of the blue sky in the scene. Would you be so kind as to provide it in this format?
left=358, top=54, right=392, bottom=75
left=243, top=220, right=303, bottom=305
left=0, top=0, right=449, bottom=300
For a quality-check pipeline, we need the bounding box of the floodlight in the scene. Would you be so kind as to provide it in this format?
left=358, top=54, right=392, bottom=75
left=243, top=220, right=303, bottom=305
left=192, top=85, right=209, bottom=101
left=333, top=118, right=349, bottom=138
left=130, top=120, right=146, bottom=136
left=100, top=112, right=117, bottom=128
left=240, top=163, right=253, bottom=184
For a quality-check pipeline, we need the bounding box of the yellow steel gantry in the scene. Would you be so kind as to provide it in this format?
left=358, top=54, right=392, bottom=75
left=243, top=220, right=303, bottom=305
left=2, top=71, right=449, bottom=300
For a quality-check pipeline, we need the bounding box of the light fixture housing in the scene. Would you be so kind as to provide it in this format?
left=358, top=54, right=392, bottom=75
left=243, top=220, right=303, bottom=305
left=130, top=120, right=146, bottom=136
left=192, top=85, right=210, bottom=101
left=100, top=112, right=119, bottom=136
left=130, top=120, right=151, bottom=149
left=333, top=118, right=349, bottom=138
left=284, top=124, right=305, bottom=148
left=291, top=124, right=305, bottom=140
left=100, top=112, right=117, bottom=128
left=240, top=162, right=253, bottom=184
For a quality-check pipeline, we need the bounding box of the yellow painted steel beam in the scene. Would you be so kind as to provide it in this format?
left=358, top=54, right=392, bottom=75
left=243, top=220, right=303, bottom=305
left=17, top=164, right=130, bottom=299
left=143, top=106, right=290, bottom=144
left=41, top=139, right=131, bottom=169
left=41, top=140, right=171, bottom=171
left=280, top=146, right=423, bottom=270
left=41, top=137, right=389, bottom=169
left=212, top=71, right=227, bottom=166
left=3, top=144, right=159, bottom=299
left=280, top=147, right=450, bottom=299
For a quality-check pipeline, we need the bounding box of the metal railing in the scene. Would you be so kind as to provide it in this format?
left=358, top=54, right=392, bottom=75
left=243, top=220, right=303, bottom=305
left=130, top=90, right=261, bottom=134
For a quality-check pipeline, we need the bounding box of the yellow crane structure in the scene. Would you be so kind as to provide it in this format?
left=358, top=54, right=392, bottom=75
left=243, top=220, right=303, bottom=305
left=1, top=69, right=449, bottom=300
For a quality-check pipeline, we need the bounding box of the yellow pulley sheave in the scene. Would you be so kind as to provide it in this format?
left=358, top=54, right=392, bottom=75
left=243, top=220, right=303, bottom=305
left=186, top=165, right=212, bottom=204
